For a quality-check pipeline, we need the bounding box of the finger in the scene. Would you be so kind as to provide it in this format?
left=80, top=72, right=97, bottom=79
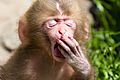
left=62, top=36, right=75, bottom=48
left=70, top=38, right=85, bottom=58
left=70, top=37, right=83, bottom=54
left=58, top=46, right=70, bottom=59
left=57, top=39, right=76, bottom=58
left=61, top=37, right=79, bottom=55
left=69, top=37, right=82, bottom=56
left=69, top=37, right=79, bottom=47
left=58, top=46, right=77, bottom=65
left=76, top=46, right=85, bottom=58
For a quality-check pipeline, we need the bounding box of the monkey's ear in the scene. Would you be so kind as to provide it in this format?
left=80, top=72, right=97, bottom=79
left=18, top=16, right=27, bottom=44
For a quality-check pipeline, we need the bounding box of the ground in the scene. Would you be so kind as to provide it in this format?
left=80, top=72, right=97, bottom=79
left=0, top=0, right=32, bottom=65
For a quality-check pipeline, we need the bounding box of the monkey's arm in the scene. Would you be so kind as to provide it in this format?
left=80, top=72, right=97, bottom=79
left=0, top=66, right=7, bottom=80
left=71, top=68, right=95, bottom=80
left=57, top=36, right=95, bottom=80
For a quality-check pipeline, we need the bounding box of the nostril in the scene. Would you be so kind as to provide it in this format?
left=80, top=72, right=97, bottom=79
left=59, top=30, right=62, bottom=34
left=58, top=29, right=66, bottom=35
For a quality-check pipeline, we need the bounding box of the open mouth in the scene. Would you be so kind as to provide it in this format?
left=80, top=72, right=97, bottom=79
left=53, top=43, right=65, bottom=58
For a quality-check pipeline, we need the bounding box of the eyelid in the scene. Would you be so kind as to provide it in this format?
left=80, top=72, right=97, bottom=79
left=47, top=19, right=57, bottom=27
left=65, top=19, right=75, bottom=27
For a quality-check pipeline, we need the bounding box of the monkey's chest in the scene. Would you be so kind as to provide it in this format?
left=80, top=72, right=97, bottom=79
left=43, top=71, right=72, bottom=80
left=35, top=67, right=73, bottom=80
left=50, top=68, right=74, bottom=80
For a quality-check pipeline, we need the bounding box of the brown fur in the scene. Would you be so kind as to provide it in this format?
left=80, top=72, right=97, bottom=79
left=1, top=0, right=95, bottom=80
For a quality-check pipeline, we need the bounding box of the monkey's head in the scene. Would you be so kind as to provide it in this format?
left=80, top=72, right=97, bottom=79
left=18, top=0, right=90, bottom=62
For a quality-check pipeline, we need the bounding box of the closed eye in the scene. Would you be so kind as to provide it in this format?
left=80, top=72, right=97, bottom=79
left=47, top=19, right=57, bottom=27
left=65, top=19, right=76, bottom=27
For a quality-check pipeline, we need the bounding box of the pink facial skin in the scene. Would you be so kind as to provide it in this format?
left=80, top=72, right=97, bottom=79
left=43, top=16, right=76, bottom=61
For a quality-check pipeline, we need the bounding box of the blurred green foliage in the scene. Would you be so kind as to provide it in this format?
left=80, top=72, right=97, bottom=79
left=86, top=0, right=120, bottom=80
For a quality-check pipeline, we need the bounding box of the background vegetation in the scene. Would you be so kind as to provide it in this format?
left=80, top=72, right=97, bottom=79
left=87, top=0, right=120, bottom=80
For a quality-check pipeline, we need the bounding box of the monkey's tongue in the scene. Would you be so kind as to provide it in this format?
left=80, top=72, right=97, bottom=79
left=54, top=44, right=65, bottom=58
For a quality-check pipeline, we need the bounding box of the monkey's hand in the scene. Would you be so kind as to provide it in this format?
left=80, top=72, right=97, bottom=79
left=57, top=36, right=91, bottom=79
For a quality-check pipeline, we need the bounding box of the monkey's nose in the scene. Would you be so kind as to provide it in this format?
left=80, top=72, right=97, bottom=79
left=58, top=29, right=66, bottom=35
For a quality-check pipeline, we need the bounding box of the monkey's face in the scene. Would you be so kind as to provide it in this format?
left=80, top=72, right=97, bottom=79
left=44, top=15, right=76, bottom=62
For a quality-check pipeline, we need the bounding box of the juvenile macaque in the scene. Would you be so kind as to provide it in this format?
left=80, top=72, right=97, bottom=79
left=1, top=0, right=95, bottom=80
